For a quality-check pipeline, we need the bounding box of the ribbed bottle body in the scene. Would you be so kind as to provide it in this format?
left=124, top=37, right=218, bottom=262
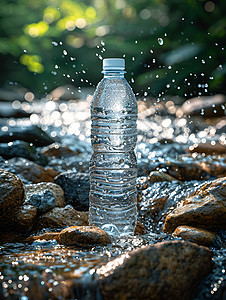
left=89, top=76, right=138, bottom=237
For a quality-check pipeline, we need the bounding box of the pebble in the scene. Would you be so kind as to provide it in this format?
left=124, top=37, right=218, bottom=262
left=56, top=226, right=111, bottom=247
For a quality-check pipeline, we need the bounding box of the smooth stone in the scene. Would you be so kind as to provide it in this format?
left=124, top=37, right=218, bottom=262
left=1, top=157, right=60, bottom=184
left=25, top=182, right=65, bottom=207
left=173, top=226, right=220, bottom=247
left=0, top=140, right=48, bottom=166
left=54, top=171, right=89, bottom=211
left=13, top=204, right=37, bottom=232
left=163, top=177, right=226, bottom=233
left=0, top=124, right=55, bottom=146
left=40, top=143, right=78, bottom=158
left=97, top=240, right=212, bottom=300
left=56, top=226, right=111, bottom=247
left=187, top=142, right=226, bottom=155
left=148, top=171, right=179, bottom=183
left=177, top=94, right=226, bottom=118
left=26, top=232, right=59, bottom=243
left=0, top=169, right=25, bottom=231
left=36, top=205, right=88, bottom=230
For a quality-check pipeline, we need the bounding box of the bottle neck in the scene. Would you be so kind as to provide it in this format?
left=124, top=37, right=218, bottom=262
left=102, top=70, right=126, bottom=78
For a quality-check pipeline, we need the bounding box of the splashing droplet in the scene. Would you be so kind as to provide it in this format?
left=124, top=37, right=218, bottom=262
left=158, top=38, right=163, bottom=46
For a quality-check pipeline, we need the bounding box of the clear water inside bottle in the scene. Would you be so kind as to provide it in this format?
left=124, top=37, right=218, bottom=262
left=89, top=75, right=138, bottom=237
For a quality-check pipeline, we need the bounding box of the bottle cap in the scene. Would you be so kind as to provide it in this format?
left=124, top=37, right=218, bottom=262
left=103, top=58, right=125, bottom=71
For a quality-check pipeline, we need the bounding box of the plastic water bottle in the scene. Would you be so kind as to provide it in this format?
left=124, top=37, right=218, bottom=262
left=89, top=58, right=138, bottom=237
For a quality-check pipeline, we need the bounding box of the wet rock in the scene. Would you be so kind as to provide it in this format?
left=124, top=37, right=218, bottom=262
left=36, top=205, right=88, bottom=229
left=29, top=190, right=56, bottom=215
left=193, top=176, right=226, bottom=199
left=1, top=157, right=60, bottom=184
left=177, top=94, right=226, bottom=118
left=0, top=140, right=48, bottom=166
left=54, top=171, right=89, bottom=211
left=40, top=143, right=78, bottom=158
left=199, top=159, right=226, bottom=178
left=13, top=204, right=37, bottom=232
left=173, top=226, right=220, bottom=247
left=159, top=160, right=212, bottom=181
left=148, top=171, right=179, bottom=183
left=137, top=176, right=148, bottom=192
left=134, top=220, right=146, bottom=235
left=163, top=177, right=226, bottom=233
left=26, top=232, right=59, bottom=243
left=187, top=142, right=226, bottom=155
left=97, top=240, right=212, bottom=300
left=25, top=182, right=65, bottom=208
left=0, top=124, right=55, bottom=146
left=56, top=226, right=111, bottom=247
left=0, top=169, right=25, bottom=231
left=0, top=232, right=27, bottom=244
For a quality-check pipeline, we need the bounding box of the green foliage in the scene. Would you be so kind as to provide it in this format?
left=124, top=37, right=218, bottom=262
left=0, top=0, right=225, bottom=97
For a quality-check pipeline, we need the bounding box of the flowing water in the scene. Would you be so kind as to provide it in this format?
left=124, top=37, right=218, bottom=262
left=0, top=96, right=225, bottom=299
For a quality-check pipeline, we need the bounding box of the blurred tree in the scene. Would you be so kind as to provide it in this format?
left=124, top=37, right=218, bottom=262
left=0, top=0, right=225, bottom=98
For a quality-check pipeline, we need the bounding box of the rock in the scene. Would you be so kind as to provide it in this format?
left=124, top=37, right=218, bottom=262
left=26, top=232, right=59, bottom=243
left=177, top=94, right=226, bottom=118
left=187, top=142, right=226, bottom=155
left=148, top=171, right=179, bottom=183
left=0, top=232, right=27, bottom=244
left=134, top=220, right=146, bottom=235
left=1, top=157, right=60, bottom=184
left=173, top=226, right=220, bottom=247
left=25, top=182, right=65, bottom=208
left=160, top=161, right=212, bottom=181
left=199, top=159, right=226, bottom=178
left=54, top=172, right=89, bottom=211
left=40, top=143, right=77, bottom=158
left=163, top=177, right=226, bottom=233
left=36, top=205, right=88, bottom=229
left=97, top=240, right=212, bottom=300
left=13, top=204, right=37, bottom=232
left=137, top=176, right=148, bottom=192
left=29, top=190, right=56, bottom=215
left=0, top=125, right=55, bottom=146
left=0, top=140, right=48, bottom=166
left=56, top=226, right=111, bottom=247
left=193, top=176, right=226, bottom=199
left=0, top=169, right=25, bottom=231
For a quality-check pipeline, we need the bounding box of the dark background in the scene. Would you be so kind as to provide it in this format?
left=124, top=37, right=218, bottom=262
left=0, top=0, right=225, bottom=98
